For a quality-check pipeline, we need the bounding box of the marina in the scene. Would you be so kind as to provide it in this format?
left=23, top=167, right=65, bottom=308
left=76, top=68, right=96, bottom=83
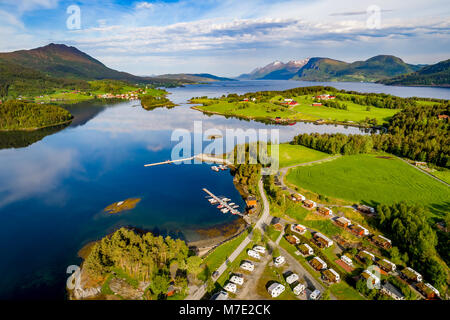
left=203, top=188, right=244, bottom=217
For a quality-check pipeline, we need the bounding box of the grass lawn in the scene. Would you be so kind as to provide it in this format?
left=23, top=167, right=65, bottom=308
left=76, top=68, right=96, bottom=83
left=200, top=229, right=249, bottom=280
left=430, top=169, right=450, bottom=185
left=277, top=144, right=329, bottom=168
left=286, top=153, right=450, bottom=218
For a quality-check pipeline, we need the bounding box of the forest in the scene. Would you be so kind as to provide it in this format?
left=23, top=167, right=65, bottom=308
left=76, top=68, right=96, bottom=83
left=0, top=100, right=73, bottom=130
left=374, top=203, right=448, bottom=294
left=83, top=228, right=199, bottom=299
left=291, top=133, right=374, bottom=155
left=140, top=94, right=175, bottom=110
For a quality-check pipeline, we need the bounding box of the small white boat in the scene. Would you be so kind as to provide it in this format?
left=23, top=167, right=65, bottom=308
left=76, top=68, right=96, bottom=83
left=221, top=198, right=231, bottom=202
left=229, top=202, right=235, bottom=206
left=211, top=166, right=219, bottom=172
left=221, top=208, right=229, bottom=213
left=232, top=205, right=239, bottom=209
left=209, top=199, right=218, bottom=204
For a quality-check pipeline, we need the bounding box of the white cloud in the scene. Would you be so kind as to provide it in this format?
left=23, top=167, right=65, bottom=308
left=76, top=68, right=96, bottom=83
left=135, top=2, right=154, bottom=10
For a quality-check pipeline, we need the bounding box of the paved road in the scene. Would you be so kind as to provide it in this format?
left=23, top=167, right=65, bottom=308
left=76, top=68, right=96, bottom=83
left=395, top=156, right=449, bottom=187
left=186, top=178, right=270, bottom=300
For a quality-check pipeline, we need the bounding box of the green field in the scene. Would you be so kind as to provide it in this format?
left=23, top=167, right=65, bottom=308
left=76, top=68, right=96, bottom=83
left=286, top=154, right=450, bottom=217
left=277, top=144, right=329, bottom=167
left=191, top=93, right=399, bottom=125
left=430, top=169, right=450, bottom=185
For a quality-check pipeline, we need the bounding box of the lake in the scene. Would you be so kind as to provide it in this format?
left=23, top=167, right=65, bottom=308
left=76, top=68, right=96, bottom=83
left=0, top=80, right=448, bottom=299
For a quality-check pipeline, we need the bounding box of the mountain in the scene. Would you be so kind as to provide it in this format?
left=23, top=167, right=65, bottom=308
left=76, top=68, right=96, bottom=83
left=237, top=59, right=309, bottom=80
left=154, top=73, right=236, bottom=82
left=0, top=43, right=186, bottom=86
left=378, top=59, right=450, bottom=87
left=238, top=55, right=423, bottom=82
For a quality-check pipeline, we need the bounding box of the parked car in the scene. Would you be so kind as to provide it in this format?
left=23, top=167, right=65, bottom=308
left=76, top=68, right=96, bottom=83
left=274, top=256, right=285, bottom=267
left=310, top=289, right=321, bottom=300
left=253, top=245, right=266, bottom=254
left=247, top=249, right=261, bottom=260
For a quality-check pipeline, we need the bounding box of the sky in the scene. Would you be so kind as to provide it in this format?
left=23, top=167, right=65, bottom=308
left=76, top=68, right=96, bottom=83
left=0, top=0, right=449, bottom=76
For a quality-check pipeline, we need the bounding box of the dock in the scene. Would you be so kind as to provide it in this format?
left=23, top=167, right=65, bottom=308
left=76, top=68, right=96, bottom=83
left=144, top=154, right=232, bottom=167
left=203, top=188, right=244, bottom=217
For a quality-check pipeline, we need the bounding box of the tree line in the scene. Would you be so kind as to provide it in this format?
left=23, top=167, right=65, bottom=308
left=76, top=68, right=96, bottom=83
left=374, top=203, right=448, bottom=294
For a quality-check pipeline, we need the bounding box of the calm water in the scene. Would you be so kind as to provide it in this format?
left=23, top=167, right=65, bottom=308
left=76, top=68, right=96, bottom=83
left=0, top=80, right=448, bottom=299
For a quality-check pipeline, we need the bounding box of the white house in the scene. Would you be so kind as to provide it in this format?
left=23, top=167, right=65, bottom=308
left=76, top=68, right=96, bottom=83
left=224, top=282, right=237, bottom=293
left=357, top=224, right=369, bottom=236
left=247, top=249, right=261, bottom=260
left=310, top=289, right=321, bottom=300
left=340, top=255, right=354, bottom=267
left=230, top=275, right=244, bottom=286
left=253, top=245, right=266, bottom=254
left=293, top=283, right=305, bottom=295
left=267, top=283, right=285, bottom=298
left=286, top=273, right=299, bottom=285
left=362, top=270, right=380, bottom=287
left=274, top=256, right=286, bottom=267
left=240, top=261, right=254, bottom=272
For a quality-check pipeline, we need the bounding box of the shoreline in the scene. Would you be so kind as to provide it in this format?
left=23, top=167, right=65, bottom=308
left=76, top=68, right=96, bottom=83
left=0, top=118, right=73, bottom=132
left=189, top=105, right=380, bottom=130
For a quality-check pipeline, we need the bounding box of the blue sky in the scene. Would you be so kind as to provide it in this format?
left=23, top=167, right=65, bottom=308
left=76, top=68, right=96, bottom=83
left=0, top=0, right=449, bottom=76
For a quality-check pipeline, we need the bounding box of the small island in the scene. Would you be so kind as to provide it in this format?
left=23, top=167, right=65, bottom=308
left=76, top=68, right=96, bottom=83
left=140, top=94, right=176, bottom=110
left=0, top=100, right=73, bottom=131
left=104, top=198, right=141, bottom=214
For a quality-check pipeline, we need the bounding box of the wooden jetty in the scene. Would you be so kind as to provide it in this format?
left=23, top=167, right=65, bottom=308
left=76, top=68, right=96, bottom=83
left=203, top=188, right=244, bottom=217
left=144, top=153, right=232, bottom=167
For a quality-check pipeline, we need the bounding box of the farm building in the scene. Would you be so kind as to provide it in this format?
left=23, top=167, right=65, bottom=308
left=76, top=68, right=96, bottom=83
left=372, top=234, right=392, bottom=249
left=416, top=282, right=440, bottom=299
left=313, top=232, right=333, bottom=248
left=312, top=103, right=322, bottom=106
left=299, top=243, right=314, bottom=256
left=376, top=258, right=396, bottom=272
left=303, top=200, right=317, bottom=208
left=315, top=94, right=336, bottom=100
left=381, top=282, right=405, bottom=300
left=322, top=268, right=340, bottom=283
left=335, top=217, right=351, bottom=228
left=310, top=256, right=327, bottom=271
left=361, top=270, right=380, bottom=287
left=340, top=255, right=353, bottom=267
left=291, top=224, right=307, bottom=235
left=317, top=207, right=333, bottom=217
left=286, top=234, right=300, bottom=245
left=438, top=114, right=449, bottom=120
left=357, top=204, right=375, bottom=214
left=400, top=267, right=422, bottom=282
left=349, top=224, right=369, bottom=237
left=267, top=283, right=285, bottom=298
left=358, top=250, right=375, bottom=262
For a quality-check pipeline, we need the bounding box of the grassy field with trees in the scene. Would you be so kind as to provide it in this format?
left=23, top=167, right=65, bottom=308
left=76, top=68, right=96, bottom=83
left=286, top=154, right=449, bottom=217
left=278, top=143, right=329, bottom=167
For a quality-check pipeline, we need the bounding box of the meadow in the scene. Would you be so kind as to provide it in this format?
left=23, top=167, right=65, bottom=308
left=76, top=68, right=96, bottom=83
left=286, top=154, right=450, bottom=217
left=277, top=143, right=330, bottom=167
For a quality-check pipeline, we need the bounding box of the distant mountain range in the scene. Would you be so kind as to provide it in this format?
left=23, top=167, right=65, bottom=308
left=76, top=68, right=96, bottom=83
left=237, top=55, right=436, bottom=83
left=377, top=59, right=450, bottom=87
left=154, top=73, right=236, bottom=82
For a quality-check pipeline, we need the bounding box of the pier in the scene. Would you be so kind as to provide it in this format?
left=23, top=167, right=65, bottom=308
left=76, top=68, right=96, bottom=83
left=144, top=154, right=232, bottom=167
left=203, top=188, right=244, bottom=217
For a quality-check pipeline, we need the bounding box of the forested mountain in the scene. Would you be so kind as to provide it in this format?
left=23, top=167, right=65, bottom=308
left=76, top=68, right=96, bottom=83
left=0, top=43, right=186, bottom=86
left=379, top=59, right=450, bottom=87
left=154, top=73, right=235, bottom=82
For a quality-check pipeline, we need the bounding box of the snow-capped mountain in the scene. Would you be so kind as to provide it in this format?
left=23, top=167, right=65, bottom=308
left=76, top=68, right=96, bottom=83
left=237, top=58, right=309, bottom=80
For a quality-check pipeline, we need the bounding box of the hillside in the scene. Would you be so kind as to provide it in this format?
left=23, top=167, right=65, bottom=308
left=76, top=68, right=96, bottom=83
left=378, top=59, right=450, bottom=87
left=0, top=43, right=186, bottom=86
left=238, top=55, right=423, bottom=82
left=154, top=73, right=235, bottom=82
